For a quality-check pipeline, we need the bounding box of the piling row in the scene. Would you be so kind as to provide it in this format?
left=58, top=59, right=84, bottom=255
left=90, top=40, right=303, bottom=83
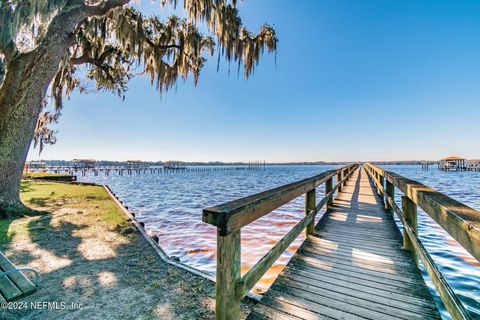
left=29, top=164, right=267, bottom=177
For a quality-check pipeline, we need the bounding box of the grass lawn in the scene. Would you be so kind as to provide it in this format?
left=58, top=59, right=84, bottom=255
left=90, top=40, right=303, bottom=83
left=0, top=181, right=252, bottom=319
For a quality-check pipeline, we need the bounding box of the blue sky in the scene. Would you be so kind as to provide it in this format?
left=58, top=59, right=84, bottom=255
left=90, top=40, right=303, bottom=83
left=28, top=0, right=480, bottom=162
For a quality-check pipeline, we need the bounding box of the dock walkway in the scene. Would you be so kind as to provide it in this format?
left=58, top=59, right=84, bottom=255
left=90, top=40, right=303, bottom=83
left=248, top=167, right=441, bottom=319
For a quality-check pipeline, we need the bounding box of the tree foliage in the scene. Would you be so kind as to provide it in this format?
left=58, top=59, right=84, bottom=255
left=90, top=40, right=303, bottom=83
left=0, top=0, right=277, bottom=151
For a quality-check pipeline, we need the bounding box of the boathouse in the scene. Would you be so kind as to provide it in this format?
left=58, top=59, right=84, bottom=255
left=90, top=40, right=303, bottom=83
left=164, top=161, right=186, bottom=170
left=438, top=156, right=467, bottom=171
left=72, top=159, right=97, bottom=169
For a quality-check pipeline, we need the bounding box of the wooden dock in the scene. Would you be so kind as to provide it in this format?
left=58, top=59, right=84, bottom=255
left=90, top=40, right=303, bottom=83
left=248, top=168, right=440, bottom=319
left=203, top=163, right=479, bottom=320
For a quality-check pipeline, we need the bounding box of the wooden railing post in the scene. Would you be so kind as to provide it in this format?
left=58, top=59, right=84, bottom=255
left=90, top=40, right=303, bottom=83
left=337, top=171, right=343, bottom=192
left=326, top=178, right=333, bottom=209
left=402, top=196, right=419, bottom=266
left=305, top=189, right=316, bottom=236
left=216, top=230, right=241, bottom=320
left=385, top=179, right=394, bottom=212
left=379, top=174, right=384, bottom=196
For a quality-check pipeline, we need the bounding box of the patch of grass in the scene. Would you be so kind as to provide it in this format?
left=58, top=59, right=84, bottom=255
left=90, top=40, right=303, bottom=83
left=0, top=181, right=128, bottom=245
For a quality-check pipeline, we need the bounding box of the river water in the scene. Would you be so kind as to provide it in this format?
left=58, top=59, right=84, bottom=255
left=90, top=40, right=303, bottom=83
left=79, top=165, right=479, bottom=318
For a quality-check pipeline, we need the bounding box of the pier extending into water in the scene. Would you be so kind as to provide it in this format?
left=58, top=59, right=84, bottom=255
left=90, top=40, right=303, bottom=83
left=203, top=164, right=480, bottom=320
left=26, top=163, right=264, bottom=176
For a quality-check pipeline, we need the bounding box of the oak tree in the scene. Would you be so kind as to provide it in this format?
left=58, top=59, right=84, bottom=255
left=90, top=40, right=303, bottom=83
left=0, top=0, right=276, bottom=216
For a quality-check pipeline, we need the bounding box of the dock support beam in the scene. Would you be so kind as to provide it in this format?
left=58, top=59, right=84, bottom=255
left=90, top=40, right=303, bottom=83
left=402, top=196, right=418, bottom=266
left=305, top=189, right=316, bottom=236
left=216, top=230, right=241, bottom=320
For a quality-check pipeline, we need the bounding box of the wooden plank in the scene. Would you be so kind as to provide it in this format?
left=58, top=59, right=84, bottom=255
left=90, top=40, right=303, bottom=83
left=275, top=276, right=439, bottom=317
left=301, top=242, right=418, bottom=266
left=0, top=252, right=35, bottom=295
left=0, top=274, right=22, bottom=301
left=260, top=290, right=366, bottom=320
left=272, top=281, right=438, bottom=320
left=293, top=253, right=427, bottom=286
left=281, top=266, right=433, bottom=300
left=266, top=286, right=402, bottom=320
left=287, top=255, right=432, bottom=290
left=297, top=247, right=421, bottom=273
left=312, top=233, right=406, bottom=251
left=306, top=236, right=409, bottom=258
left=318, top=229, right=404, bottom=243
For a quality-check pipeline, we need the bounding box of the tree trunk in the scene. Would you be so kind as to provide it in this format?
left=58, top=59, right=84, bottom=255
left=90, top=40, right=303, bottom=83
left=0, top=55, right=52, bottom=217
left=0, top=4, right=92, bottom=218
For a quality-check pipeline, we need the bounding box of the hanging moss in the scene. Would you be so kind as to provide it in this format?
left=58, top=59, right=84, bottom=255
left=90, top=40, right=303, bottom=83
left=0, top=1, right=277, bottom=152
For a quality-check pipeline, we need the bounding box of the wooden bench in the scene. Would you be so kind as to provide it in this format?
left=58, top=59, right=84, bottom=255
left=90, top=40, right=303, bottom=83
left=0, top=252, right=40, bottom=302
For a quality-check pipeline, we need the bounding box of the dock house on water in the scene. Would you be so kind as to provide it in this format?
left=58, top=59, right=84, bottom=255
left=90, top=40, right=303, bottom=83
left=126, top=160, right=145, bottom=168
left=164, top=161, right=187, bottom=170
left=73, top=159, right=97, bottom=169
left=438, top=156, right=467, bottom=171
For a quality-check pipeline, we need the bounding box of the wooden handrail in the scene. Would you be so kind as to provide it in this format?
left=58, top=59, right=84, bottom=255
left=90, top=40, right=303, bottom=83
left=203, top=164, right=357, bottom=236
left=364, top=163, right=478, bottom=320
left=202, top=163, right=358, bottom=320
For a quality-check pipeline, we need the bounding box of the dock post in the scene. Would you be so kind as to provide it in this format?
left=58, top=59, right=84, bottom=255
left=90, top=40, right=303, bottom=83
left=385, top=179, right=394, bottom=212
left=402, top=196, right=418, bottom=266
left=379, top=174, right=384, bottom=196
left=305, top=189, right=316, bottom=236
left=326, top=178, right=333, bottom=209
left=216, top=230, right=241, bottom=320
left=337, top=171, right=343, bottom=193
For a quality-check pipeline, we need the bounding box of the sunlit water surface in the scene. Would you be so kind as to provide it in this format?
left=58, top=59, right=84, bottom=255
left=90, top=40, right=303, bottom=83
left=79, top=165, right=479, bottom=318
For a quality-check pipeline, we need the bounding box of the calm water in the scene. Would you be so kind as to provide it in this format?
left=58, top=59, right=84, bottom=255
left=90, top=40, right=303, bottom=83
left=383, top=165, right=480, bottom=319
left=79, top=165, right=480, bottom=318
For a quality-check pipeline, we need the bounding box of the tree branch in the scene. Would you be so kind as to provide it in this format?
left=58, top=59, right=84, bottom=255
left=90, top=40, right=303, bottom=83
left=0, top=6, right=18, bottom=60
left=0, top=40, right=17, bottom=61
left=86, top=0, right=131, bottom=16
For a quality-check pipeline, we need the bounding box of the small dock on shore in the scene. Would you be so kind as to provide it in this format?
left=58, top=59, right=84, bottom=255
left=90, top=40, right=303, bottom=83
left=203, top=164, right=479, bottom=320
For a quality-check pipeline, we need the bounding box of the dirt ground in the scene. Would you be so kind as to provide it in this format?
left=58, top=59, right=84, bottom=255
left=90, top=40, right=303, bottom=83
left=0, top=181, right=252, bottom=319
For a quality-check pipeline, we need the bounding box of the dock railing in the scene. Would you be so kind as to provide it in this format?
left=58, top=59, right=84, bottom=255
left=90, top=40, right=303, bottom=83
left=364, top=163, right=480, bottom=320
left=202, top=163, right=358, bottom=320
